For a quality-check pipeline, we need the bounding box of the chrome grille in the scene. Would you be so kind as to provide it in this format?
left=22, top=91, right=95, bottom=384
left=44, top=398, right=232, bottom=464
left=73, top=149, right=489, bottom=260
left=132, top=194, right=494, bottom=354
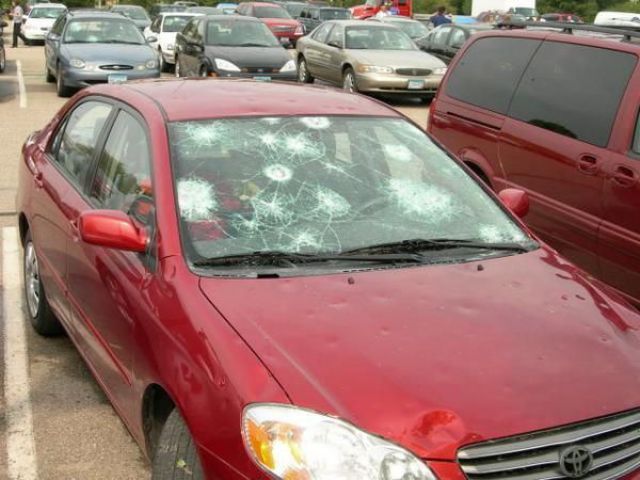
left=458, top=410, right=640, bottom=480
left=271, top=25, right=294, bottom=33
left=396, top=68, right=432, bottom=76
left=99, top=65, right=133, bottom=71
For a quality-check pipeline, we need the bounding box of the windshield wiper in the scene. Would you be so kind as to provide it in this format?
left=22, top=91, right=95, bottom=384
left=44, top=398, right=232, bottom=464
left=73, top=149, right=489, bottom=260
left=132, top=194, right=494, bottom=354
left=103, top=40, right=143, bottom=44
left=193, top=250, right=424, bottom=267
left=237, top=42, right=275, bottom=47
left=343, top=238, right=533, bottom=255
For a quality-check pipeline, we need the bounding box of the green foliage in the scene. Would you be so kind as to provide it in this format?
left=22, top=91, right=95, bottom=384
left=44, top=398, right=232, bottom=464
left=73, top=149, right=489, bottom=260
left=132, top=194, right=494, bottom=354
left=538, top=0, right=640, bottom=21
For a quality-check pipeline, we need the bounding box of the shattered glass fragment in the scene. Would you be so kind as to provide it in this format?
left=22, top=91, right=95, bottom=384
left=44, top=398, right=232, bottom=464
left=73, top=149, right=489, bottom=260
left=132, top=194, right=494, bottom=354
left=263, top=164, right=293, bottom=182
left=300, top=116, right=331, bottom=130
left=388, top=179, right=458, bottom=220
left=177, top=177, right=218, bottom=221
left=384, top=144, right=413, bottom=163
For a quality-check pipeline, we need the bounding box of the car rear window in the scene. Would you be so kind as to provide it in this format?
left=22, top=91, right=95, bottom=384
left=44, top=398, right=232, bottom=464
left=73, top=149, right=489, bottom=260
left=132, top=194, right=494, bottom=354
left=508, top=42, right=637, bottom=147
left=445, top=37, right=542, bottom=115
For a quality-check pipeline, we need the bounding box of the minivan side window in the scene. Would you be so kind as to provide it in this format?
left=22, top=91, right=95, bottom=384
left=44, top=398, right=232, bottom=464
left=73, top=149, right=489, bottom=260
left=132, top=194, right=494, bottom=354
left=51, top=101, right=113, bottom=188
left=509, top=42, right=636, bottom=147
left=633, top=112, right=640, bottom=154
left=445, top=37, right=542, bottom=115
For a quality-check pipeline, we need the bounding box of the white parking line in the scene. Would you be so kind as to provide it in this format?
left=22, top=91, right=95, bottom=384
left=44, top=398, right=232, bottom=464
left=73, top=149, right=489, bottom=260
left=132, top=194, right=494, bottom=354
left=16, top=61, right=27, bottom=109
left=3, top=226, right=38, bottom=480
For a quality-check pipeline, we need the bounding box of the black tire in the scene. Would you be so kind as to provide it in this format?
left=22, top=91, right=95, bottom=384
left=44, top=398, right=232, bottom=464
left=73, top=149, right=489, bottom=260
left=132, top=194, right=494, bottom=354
left=199, top=65, right=208, bottom=77
left=175, top=55, right=181, bottom=78
left=159, top=48, right=169, bottom=73
left=342, top=67, right=357, bottom=93
left=23, top=231, right=64, bottom=337
left=56, top=64, right=73, bottom=97
left=0, top=46, right=5, bottom=74
left=152, top=409, right=204, bottom=480
left=45, top=60, right=54, bottom=83
left=297, top=56, right=313, bottom=83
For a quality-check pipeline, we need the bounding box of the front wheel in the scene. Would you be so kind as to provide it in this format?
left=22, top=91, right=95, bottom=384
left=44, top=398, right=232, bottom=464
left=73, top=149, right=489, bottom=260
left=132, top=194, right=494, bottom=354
left=56, top=65, right=73, bottom=97
left=45, top=60, right=54, bottom=83
left=23, top=231, right=64, bottom=337
left=342, top=67, right=358, bottom=93
left=199, top=65, right=208, bottom=77
left=152, top=409, right=204, bottom=480
left=159, top=49, right=169, bottom=73
left=175, top=55, right=181, bottom=78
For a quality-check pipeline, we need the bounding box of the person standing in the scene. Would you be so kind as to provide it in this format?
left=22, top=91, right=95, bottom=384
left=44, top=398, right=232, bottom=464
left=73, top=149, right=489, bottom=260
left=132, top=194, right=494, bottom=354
left=430, top=6, right=452, bottom=27
left=10, top=0, right=28, bottom=48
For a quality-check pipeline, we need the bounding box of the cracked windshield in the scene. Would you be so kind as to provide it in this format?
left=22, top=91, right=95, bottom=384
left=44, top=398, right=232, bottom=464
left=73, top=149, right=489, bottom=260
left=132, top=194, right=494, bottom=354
left=169, top=116, right=530, bottom=266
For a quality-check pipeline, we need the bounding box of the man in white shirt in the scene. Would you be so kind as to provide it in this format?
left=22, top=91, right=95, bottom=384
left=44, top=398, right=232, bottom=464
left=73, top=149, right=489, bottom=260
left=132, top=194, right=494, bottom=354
left=10, top=1, right=28, bottom=48
left=375, top=4, right=389, bottom=18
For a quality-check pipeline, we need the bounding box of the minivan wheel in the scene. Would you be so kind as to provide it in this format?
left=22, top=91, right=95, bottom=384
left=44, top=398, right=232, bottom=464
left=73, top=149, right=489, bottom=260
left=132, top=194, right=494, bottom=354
left=298, top=57, right=314, bottom=83
left=56, top=65, right=72, bottom=97
left=342, top=68, right=357, bottom=93
left=152, top=409, right=205, bottom=480
left=23, top=231, right=64, bottom=337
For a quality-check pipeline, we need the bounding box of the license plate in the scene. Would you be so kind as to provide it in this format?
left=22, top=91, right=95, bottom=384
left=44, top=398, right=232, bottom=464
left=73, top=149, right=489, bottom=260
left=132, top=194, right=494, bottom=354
left=253, top=76, right=271, bottom=81
left=108, top=74, right=128, bottom=84
left=280, top=37, right=290, bottom=43
left=408, top=79, right=424, bottom=90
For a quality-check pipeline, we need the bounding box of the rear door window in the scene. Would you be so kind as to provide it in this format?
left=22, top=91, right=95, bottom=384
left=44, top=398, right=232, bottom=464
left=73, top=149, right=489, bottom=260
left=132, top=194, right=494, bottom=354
left=312, top=22, right=333, bottom=42
left=445, top=37, right=541, bottom=114
left=508, top=42, right=637, bottom=147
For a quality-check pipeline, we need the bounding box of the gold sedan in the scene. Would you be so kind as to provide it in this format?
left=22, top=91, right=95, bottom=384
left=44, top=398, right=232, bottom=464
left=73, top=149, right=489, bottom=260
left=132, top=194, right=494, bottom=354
left=296, top=19, right=447, bottom=101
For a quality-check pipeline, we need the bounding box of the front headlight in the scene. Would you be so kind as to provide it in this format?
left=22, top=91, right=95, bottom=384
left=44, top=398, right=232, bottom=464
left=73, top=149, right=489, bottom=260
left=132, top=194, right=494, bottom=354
left=279, top=59, right=296, bottom=73
left=357, top=64, right=394, bottom=74
left=214, top=58, right=241, bottom=72
left=433, top=67, right=447, bottom=75
left=146, top=59, right=158, bottom=69
left=242, top=404, right=437, bottom=480
left=166, top=43, right=175, bottom=51
left=69, top=58, right=86, bottom=69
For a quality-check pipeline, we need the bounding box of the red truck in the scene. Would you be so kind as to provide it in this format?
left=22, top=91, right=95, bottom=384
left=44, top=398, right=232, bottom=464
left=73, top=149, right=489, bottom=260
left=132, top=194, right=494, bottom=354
left=350, top=0, right=412, bottom=19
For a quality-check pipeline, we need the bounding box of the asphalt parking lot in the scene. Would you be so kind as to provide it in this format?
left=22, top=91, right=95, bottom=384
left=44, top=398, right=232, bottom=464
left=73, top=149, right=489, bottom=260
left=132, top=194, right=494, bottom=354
left=0, top=33, right=429, bottom=479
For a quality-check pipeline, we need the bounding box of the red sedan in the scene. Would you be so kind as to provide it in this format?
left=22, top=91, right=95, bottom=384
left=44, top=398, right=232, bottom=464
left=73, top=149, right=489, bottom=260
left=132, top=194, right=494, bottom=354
left=236, top=2, right=303, bottom=46
left=17, top=79, right=640, bottom=480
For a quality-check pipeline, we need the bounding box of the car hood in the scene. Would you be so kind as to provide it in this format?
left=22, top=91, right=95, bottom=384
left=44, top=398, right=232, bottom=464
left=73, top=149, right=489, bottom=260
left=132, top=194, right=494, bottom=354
left=61, top=43, right=157, bottom=64
left=24, top=18, right=57, bottom=28
left=199, top=247, right=640, bottom=460
left=261, top=18, right=299, bottom=28
left=205, top=45, right=290, bottom=68
left=349, top=49, right=446, bottom=69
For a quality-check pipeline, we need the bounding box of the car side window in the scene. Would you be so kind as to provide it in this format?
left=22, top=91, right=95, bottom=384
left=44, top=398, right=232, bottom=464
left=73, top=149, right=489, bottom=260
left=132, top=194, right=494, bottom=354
left=50, top=15, right=66, bottom=35
left=313, top=22, right=333, bottom=42
left=449, top=28, right=465, bottom=48
left=300, top=7, right=307, bottom=18
left=51, top=101, right=113, bottom=188
left=152, top=16, right=161, bottom=33
left=90, top=111, right=152, bottom=214
left=509, top=42, right=637, bottom=147
left=195, top=19, right=205, bottom=42
left=311, top=8, right=320, bottom=20
left=326, top=24, right=343, bottom=47
left=446, top=37, right=542, bottom=115
left=432, top=26, right=450, bottom=45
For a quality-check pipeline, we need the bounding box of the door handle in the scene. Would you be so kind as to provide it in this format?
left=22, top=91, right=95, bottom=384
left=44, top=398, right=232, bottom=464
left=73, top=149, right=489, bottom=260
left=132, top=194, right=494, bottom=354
left=612, top=165, right=638, bottom=187
left=577, top=155, right=599, bottom=175
left=33, top=171, right=44, bottom=188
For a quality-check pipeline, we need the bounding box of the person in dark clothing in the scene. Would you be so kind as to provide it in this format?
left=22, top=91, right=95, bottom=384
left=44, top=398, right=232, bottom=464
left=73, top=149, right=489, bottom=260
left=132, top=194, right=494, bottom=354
left=431, top=6, right=452, bottom=27
left=10, top=0, right=28, bottom=48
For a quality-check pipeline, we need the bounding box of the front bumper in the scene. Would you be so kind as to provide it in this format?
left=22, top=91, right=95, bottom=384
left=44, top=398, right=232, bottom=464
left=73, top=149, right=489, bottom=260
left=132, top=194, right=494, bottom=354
left=61, top=66, right=161, bottom=88
left=161, top=50, right=176, bottom=64
left=23, top=28, right=48, bottom=41
left=356, top=72, right=444, bottom=95
left=213, top=70, right=297, bottom=82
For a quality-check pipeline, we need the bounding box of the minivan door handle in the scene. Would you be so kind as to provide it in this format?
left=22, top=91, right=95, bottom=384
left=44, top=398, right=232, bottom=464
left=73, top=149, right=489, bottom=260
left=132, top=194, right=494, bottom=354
left=577, top=155, right=599, bottom=175
left=612, top=165, right=638, bottom=187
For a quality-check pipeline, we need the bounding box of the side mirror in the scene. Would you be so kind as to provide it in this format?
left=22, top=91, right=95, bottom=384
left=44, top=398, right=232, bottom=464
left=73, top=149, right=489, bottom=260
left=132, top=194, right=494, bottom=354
left=47, top=32, right=60, bottom=42
left=498, top=188, right=529, bottom=218
left=78, top=210, right=149, bottom=252
left=146, top=35, right=158, bottom=43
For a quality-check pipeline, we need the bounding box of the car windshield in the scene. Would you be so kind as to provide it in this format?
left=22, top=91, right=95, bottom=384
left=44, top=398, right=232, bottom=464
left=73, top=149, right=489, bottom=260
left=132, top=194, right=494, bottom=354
left=163, top=15, right=192, bottom=32
left=391, top=19, right=428, bottom=38
left=285, top=3, right=305, bottom=16
left=117, top=7, right=149, bottom=20
left=320, top=8, right=350, bottom=20
left=29, top=7, right=65, bottom=18
left=63, top=19, right=145, bottom=44
left=169, top=116, right=533, bottom=267
left=159, top=5, right=186, bottom=13
left=346, top=26, right=415, bottom=50
left=514, top=7, right=538, bottom=16
left=254, top=6, right=291, bottom=18
left=206, top=19, right=279, bottom=46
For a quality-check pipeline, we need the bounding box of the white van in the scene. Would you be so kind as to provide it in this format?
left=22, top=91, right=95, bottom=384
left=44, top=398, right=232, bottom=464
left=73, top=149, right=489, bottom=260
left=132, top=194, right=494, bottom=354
left=23, top=3, right=66, bottom=44
left=594, top=11, right=640, bottom=29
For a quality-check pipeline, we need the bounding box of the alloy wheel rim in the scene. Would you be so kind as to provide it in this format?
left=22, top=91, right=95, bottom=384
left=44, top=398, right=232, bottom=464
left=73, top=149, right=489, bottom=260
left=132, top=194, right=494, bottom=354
left=343, top=73, right=355, bottom=93
left=24, top=242, right=40, bottom=317
left=175, top=59, right=180, bottom=77
left=298, top=61, right=306, bottom=82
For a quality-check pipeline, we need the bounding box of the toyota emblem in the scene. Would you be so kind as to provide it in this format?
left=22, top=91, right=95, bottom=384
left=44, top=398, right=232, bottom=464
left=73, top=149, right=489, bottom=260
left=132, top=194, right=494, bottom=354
left=559, top=446, right=593, bottom=478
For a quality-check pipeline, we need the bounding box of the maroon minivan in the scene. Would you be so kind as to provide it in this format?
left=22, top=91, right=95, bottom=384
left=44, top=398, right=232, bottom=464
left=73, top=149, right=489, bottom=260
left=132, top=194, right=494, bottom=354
left=428, top=23, right=640, bottom=307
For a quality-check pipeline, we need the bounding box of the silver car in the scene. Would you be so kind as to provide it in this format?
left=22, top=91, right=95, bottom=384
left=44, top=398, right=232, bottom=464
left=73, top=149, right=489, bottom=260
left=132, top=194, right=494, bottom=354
left=45, top=11, right=161, bottom=97
left=296, top=20, right=446, bottom=101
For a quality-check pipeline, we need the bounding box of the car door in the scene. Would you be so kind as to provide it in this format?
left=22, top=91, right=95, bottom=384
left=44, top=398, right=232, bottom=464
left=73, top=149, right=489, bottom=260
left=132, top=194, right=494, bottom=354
left=309, top=8, right=321, bottom=31
left=322, top=23, right=345, bottom=84
left=302, top=22, right=334, bottom=79
left=445, top=27, right=466, bottom=64
left=45, top=14, right=65, bottom=73
left=177, top=18, right=200, bottom=75
left=145, top=15, right=161, bottom=48
left=65, top=106, right=155, bottom=417
left=427, top=25, right=451, bottom=63
left=598, top=104, right=640, bottom=304
left=499, top=41, right=636, bottom=278
left=37, top=99, right=114, bottom=335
